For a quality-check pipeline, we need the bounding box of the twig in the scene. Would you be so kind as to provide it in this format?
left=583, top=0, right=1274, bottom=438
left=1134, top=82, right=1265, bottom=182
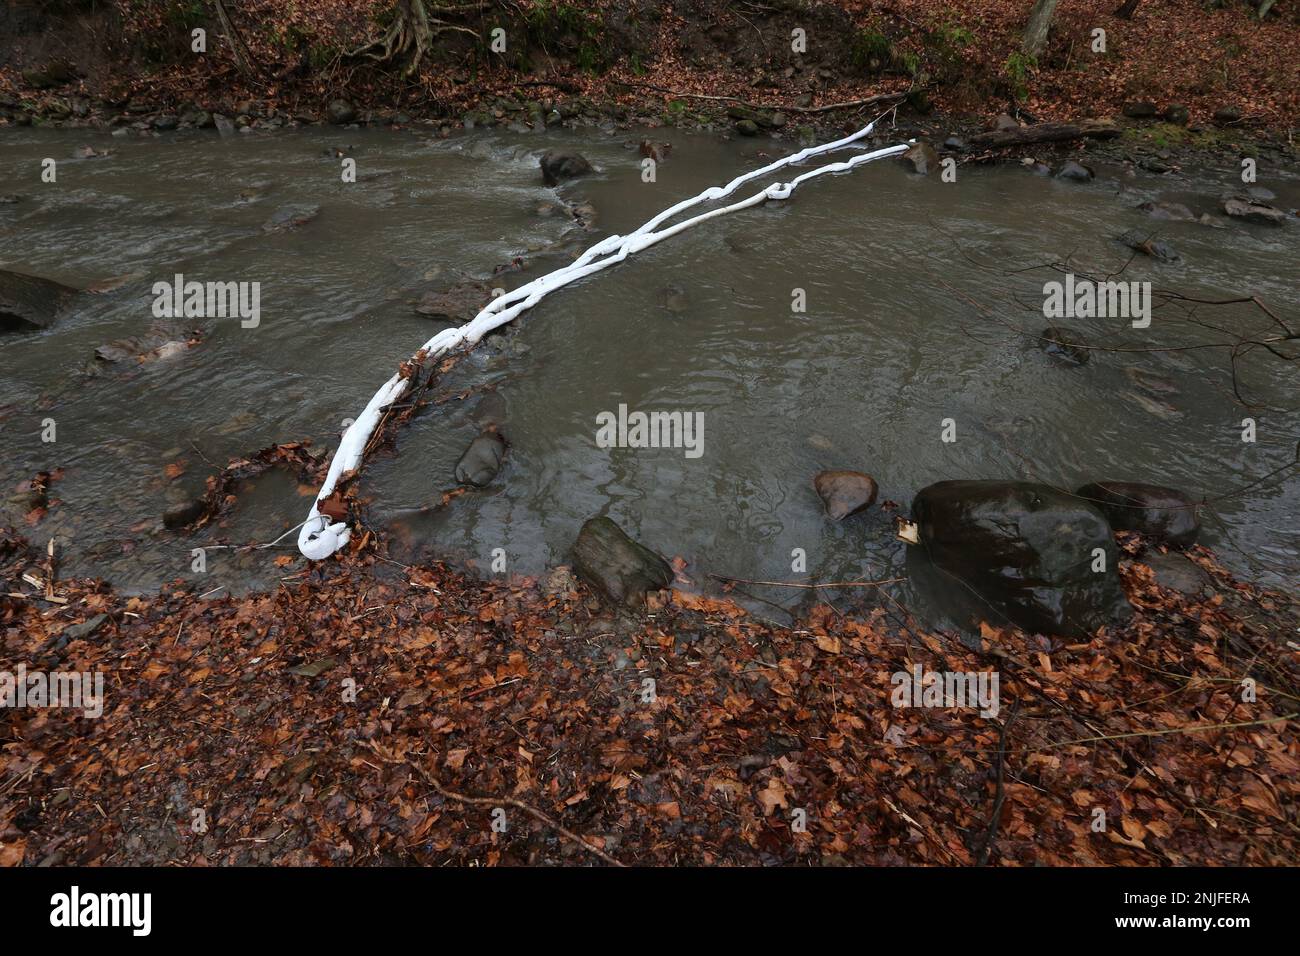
left=708, top=573, right=905, bottom=590
left=975, top=699, right=1022, bottom=865
left=1031, top=711, right=1297, bottom=751
left=411, top=762, right=625, bottom=867
left=612, top=80, right=908, bottom=114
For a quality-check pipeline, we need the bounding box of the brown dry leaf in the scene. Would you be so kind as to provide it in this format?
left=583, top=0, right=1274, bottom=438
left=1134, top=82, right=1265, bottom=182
left=815, top=633, right=842, bottom=654
left=757, top=778, right=789, bottom=816
left=0, top=839, right=26, bottom=867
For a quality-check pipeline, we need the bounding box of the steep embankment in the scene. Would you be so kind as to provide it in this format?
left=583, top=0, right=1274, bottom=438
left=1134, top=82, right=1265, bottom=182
left=1, top=1, right=1296, bottom=141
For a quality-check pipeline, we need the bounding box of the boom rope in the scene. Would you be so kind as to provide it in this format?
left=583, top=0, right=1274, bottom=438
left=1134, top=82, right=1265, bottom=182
left=298, top=120, right=912, bottom=559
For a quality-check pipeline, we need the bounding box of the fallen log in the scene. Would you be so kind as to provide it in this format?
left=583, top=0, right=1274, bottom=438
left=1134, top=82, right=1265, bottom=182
left=968, top=119, right=1120, bottom=148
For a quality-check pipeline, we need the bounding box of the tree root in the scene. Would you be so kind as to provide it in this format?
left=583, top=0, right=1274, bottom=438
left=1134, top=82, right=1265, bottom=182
left=348, top=0, right=481, bottom=78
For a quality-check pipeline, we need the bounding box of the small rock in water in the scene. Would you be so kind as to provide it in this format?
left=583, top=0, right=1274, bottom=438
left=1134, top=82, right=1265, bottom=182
left=163, top=498, right=206, bottom=530
left=1038, top=327, right=1091, bottom=366
left=539, top=150, right=593, bottom=186
left=900, top=141, right=939, bottom=175
left=658, top=284, right=689, bottom=314
left=1137, top=201, right=1195, bottom=221
left=261, top=204, right=320, bottom=232
left=468, top=391, right=508, bottom=428
left=1055, top=160, right=1094, bottom=182
left=1076, top=480, right=1200, bottom=545
left=454, top=431, right=506, bottom=487
left=213, top=113, right=235, bottom=137
left=572, top=516, right=673, bottom=607
left=1117, top=232, right=1179, bottom=261
left=814, top=470, right=879, bottom=521
left=1222, top=196, right=1287, bottom=226
left=415, top=280, right=493, bottom=324
left=734, top=119, right=760, bottom=137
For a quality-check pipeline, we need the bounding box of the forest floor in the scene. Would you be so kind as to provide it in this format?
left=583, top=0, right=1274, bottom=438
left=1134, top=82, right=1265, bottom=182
left=2, top=526, right=1297, bottom=866
left=1, top=1, right=1297, bottom=154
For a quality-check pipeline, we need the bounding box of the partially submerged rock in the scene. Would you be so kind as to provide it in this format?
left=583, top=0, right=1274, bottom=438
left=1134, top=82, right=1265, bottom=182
left=540, top=150, right=593, bottom=186
left=93, top=320, right=196, bottom=366
left=1076, top=481, right=1200, bottom=545
left=910, top=480, right=1131, bottom=637
left=900, top=141, right=939, bottom=175
left=1222, top=197, right=1288, bottom=226
left=0, top=269, right=78, bottom=333
left=262, top=204, right=321, bottom=232
left=1039, top=326, right=1091, bottom=366
left=163, top=497, right=206, bottom=530
left=415, top=280, right=494, bottom=324
left=454, top=431, right=506, bottom=487
left=1055, top=160, right=1094, bottom=182
left=1137, top=200, right=1195, bottom=221
left=572, top=516, right=673, bottom=607
left=1117, top=232, right=1179, bottom=261
left=814, top=470, right=878, bottom=521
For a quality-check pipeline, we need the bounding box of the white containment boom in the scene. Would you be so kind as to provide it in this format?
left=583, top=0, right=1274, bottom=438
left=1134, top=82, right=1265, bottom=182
left=298, top=119, right=911, bottom=559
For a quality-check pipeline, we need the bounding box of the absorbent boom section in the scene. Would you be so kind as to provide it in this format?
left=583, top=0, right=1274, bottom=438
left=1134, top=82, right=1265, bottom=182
left=297, top=120, right=912, bottom=559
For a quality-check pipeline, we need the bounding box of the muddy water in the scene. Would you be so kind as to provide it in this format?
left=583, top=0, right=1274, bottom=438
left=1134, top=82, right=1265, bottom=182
left=1, top=124, right=1296, bottom=609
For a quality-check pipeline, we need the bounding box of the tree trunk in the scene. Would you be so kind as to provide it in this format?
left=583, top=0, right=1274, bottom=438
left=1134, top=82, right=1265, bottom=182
left=969, top=119, right=1120, bottom=148
left=1115, top=0, right=1142, bottom=19
left=1022, top=0, right=1060, bottom=59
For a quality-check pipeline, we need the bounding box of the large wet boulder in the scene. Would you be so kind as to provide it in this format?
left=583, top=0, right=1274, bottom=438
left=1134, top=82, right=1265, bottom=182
left=540, top=150, right=593, bottom=186
left=1075, top=481, right=1200, bottom=545
left=454, top=431, right=506, bottom=487
left=911, top=480, right=1131, bottom=637
left=572, top=516, right=673, bottom=607
left=814, top=470, right=878, bottom=520
left=0, top=269, right=78, bottom=333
